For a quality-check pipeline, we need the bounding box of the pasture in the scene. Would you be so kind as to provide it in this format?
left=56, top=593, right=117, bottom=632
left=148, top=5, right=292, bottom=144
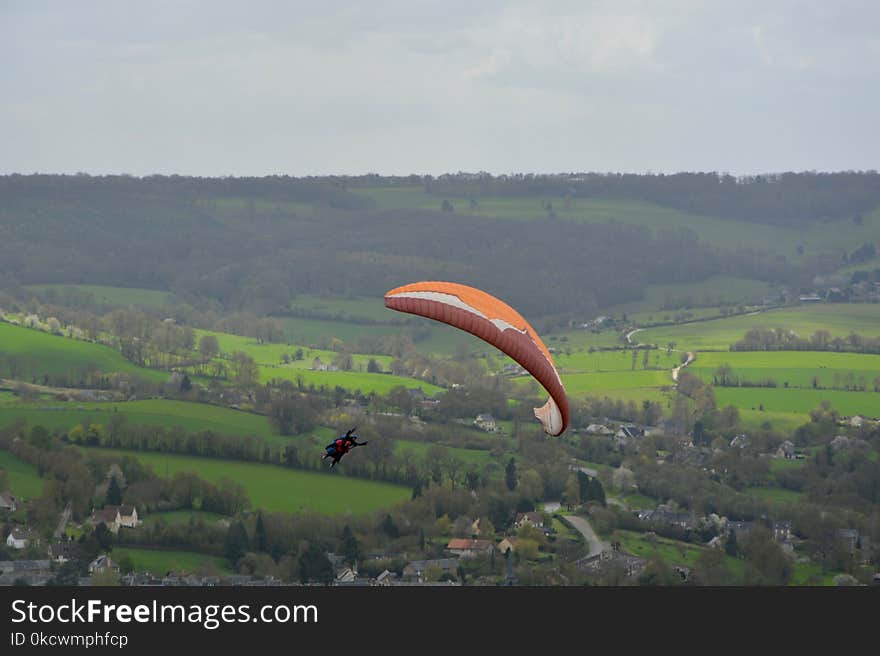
left=743, top=486, right=805, bottom=504
left=601, top=276, right=775, bottom=316
left=353, top=187, right=804, bottom=257
left=284, top=294, right=401, bottom=323
left=610, top=529, right=745, bottom=579
left=689, top=351, right=880, bottom=390
left=736, top=409, right=807, bottom=433
left=83, top=447, right=411, bottom=515
left=140, top=510, right=228, bottom=526
left=0, top=399, right=289, bottom=443
left=0, top=448, right=45, bottom=498
left=111, top=547, right=232, bottom=575
left=193, top=329, right=394, bottom=370
left=0, top=322, right=166, bottom=383
left=554, top=348, right=681, bottom=373
left=258, top=367, right=444, bottom=396
left=281, top=316, right=481, bottom=355
left=714, top=387, right=880, bottom=417
left=637, top=304, right=880, bottom=351
left=24, top=284, right=171, bottom=308
left=394, top=439, right=498, bottom=466
left=354, top=185, right=880, bottom=262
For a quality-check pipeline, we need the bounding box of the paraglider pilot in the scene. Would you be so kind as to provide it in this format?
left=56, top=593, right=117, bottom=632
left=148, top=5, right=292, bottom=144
left=322, top=427, right=368, bottom=469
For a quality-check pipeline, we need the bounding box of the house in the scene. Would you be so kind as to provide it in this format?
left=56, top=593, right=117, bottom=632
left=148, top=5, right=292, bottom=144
left=730, top=434, right=750, bottom=449
left=89, top=554, right=119, bottom=575
left=585, top=424, right=614, bottom=435
left=93, top=507, right=121, bottom=534
left=498, top=537, right=517, bottom=555
left=514, top=512, right=546, bottom=529
left=117, top=505, right=139, bottom=528
left=474, top=414, right=497, bottom=432
left=0, top=491, right=17, bottom=512
left=6, top=527, right=37, bottom=550
left=773, top=521, right=793, bottom=543
left=579, top=547, right=647, bottom=578
left=616, top=425, right=644, bottom=440
left=48, top=541, right=74, bottom=563
left=776, top=441, right=795, bottom=459
left=638, top=504, right=695, bottom=530
left=402, top=558, right=459, bottom=582
left=93, top=505, right=139, bottom=532
left=0, top=560, right=54, bottom=586
left=726, top=520, right=754, bottom=537
left=407, top=388, right=427, bottom=402
left=374, top=569, right=397, bottom=586
left=446, top=538, right=495, bottom=558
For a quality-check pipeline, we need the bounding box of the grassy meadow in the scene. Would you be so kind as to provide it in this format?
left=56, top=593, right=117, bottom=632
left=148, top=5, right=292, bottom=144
left=83, top=447, right=411, bottom=515
left=111, top=547, right=232, bottom=575
left=0, top=399, right=291, bottom=443
left=0, top=448, right=45, bottom=498
left=24, top=284, right=172, bottom=308
left=352, top=185, right=880, bottom=261
left=0, top=321, right=167, bottom=383
left=637, top=304, right=880, bottom=351
left=689, top=351, right=880, bottom=390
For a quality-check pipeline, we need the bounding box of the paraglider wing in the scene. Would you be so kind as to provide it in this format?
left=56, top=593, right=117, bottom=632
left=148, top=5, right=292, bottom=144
left=384, top=281, right=569, bottom=436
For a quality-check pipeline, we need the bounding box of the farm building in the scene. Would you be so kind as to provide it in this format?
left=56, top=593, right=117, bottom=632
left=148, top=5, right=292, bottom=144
left=446, top=538, right=495, bottom=558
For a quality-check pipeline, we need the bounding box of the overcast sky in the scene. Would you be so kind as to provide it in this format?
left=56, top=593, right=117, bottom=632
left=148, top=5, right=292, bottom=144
left=2, top=0, right=878, bottom=176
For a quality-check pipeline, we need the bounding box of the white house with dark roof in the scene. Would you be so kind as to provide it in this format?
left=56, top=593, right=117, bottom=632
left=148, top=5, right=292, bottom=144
left=92, top=505, right=139, bottom=533
left=474, top=414, right=497, bottom=432
left=6, top=527, right=36, bottom=550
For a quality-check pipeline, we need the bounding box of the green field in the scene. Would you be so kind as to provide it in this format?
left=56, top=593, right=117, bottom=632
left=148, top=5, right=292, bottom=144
left=24, top=284, right=172, bottom=308
left=281, top=316, right=481, bottom=355
left=194, top=329, right=394, bottom=371
left=561, top=370, right=673, bottom=395
left=513, top=368, right=674, bottom=404
left=192, top=327, right=443, bottom=395
left=284, top=294, right=403, bottom=323
left=395, top=439, right=498, bottom=466
left=554, top=349, right=681, bottom=373
left=111, top=547, right=231, bottom=575
left=0, top=449, right=45, bottom=498
left=549, top=330, right=627, bottom=351
left=769, top=458, right=806, bottom=472
left=610, top=529, right=745, bottom=580
left=354, top=186, right=880, bottom=262
left=259, top=367, right=443, bottom=396
left=790, top=561, right=846, bottom=586
left=735, top=408, right=810, bottom=432
left=715, top=387, right=880, bottom=417
left=0, top=322, right=166, bottom=383
left=140, top=510, right=227, bottom=526
left=84, top=447, right=411, bottom=515
left=638, top=304, right=880, bottom=352
left=601, top=277, right=776, bottom=316
left=353, top=188, right=803, bottom=256
left=743, top=486, right=805, bottom=504
left=690, top=351, right=880, bottom=390
left=0, top=399, right=291, bottom=443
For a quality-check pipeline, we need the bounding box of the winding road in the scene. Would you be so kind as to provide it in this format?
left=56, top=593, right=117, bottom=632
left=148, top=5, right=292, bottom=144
left=546, top=496, right=609, bottom=560
left=564, top=514, right=609, bottom=559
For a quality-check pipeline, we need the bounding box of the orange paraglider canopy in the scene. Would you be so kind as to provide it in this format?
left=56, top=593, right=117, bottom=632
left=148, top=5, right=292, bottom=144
left=384, top=281, right=569, bottom=436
